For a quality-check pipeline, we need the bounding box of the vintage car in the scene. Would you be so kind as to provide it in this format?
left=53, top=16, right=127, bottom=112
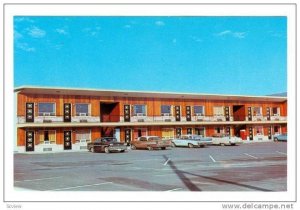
left=273, top=133, right=287, bottom=142
left=172, top=134, right=212, bottom=148
left=131, top=136, right=172, bottom=150
left=87, top=137, right=127, bottom=153
left=211, top=134, right=242, bottom=146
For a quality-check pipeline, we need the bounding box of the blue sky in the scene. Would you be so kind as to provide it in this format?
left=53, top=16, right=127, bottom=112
left=14, top=16, right=287, bottom=96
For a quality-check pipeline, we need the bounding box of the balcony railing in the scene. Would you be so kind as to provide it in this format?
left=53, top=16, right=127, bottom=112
left=17, top=114, right=287, bottom=124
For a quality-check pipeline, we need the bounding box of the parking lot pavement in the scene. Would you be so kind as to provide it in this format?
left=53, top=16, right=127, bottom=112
left=14, top=142, right=287, bottom=192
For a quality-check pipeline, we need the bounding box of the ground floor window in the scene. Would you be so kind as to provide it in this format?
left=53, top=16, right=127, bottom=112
left=162, top=128, right=174, bottom=140
left=133, top=128, right=147, bottom=140
left=195, top=127, right=205, bottom=136
left=214, top=127, right=224, bottom=134
left=75, top=129, right=91, bottom=143
left=37, top=130, right=56, bottom=144
left=255, top=126, right=264, bottom=135
left=273, top=125, right=281, bottom=134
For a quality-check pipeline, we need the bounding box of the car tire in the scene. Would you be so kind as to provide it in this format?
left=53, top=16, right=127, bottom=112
left=120, top=150, right=125, bottom=153
left=188, top=143, right=194, bottom=148
left=131, top=145, right=136, bottom=150
left=200, top=145, right=205, bottom=148
left=91, top=147, right=95, bottom=153
left=161, top=147, right=166, bottom=150
left=147, top=146, right=153, bottom=151
left=171, top=143, right=176, bottom=148
left=104, top=147, right=110, bottom=154
left=274, top=137, right=278, bottom=142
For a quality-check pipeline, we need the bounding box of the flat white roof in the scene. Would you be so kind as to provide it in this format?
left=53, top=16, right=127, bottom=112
left=14, top=86, right=287, bottom=102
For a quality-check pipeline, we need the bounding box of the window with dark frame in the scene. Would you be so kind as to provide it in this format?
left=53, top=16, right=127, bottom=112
left=38, top=103, right=55, bottom=116
left=194, top=106, right=204, bottom=116
left=75, top=103, right=89, bottom=116
left=161, top=105, right=171, bottom=115
left=133, top=105, right=146, bottom=116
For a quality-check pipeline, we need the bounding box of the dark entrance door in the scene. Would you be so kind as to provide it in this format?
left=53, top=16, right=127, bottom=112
left=63, top=103, right=71, bottom=122
left=175, top=106, right=181, bottom=121
left=26, top=103, right=34, bottom=122
left=125, top=129, right=131, bottom=146
left=64, top=131, right=72, bottom=150
left=124, top=105, right=131, bottom=122
left=26, top=131, right=34, bottom=152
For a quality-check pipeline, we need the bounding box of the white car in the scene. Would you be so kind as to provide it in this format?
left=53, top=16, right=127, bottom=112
left=211, top=134, right=242, bottom=146
left=172, top=135, right=212, bottom=148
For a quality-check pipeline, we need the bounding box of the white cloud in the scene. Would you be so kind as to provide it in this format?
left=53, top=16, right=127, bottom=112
left=155, top=21, right=165, bottom=26
left=14, top=17, right=34, bottom=23
left=233, top=32, right=246, bottom=39
left=82, top=27, right=100, bottom=36
left=216, top=30, right=232, bottom=36
left=16, top=42, right=35, bottom=52
left=14, top=30, right=23, bottom=40
left=55, top=28, right=68, bottom=35
left=124, top=24, right=131, bottom=29
left=190, top=36, right=203, bottom=43
left=27, top=26, right=46, bottom=38
left=215, top=30, right=247, bottom=39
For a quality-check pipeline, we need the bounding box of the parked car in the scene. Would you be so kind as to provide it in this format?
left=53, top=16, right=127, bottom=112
left=87, top=137, right=127, bottom=153
left=131, top=136, right=172, bottom=150
left=211, top=134, right=242, bottom=146
left=172, top=134, right=212, bottom=148
left=273, top=133, right=287, bottom=142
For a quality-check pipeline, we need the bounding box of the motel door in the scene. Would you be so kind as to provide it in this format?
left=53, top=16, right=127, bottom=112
left=64, top=131, right=72, bottom=150
left=175, top=106, right=181, bottom=121
left=124, top=105, right=131, bottom=122
left=26, top=131, right=34, bottom=152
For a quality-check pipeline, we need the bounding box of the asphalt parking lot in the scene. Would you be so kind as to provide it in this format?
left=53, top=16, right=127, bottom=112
left=14, top=142, right=287, bottom=192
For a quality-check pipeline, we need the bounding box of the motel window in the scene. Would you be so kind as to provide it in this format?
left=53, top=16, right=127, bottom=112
left=38, top=103, right=55, bottom=116
left=214, top=127, right=224, bottom=134
left=134, top=128, right=147, bottom=140
left=213, top=106, right=224, bottom=116
left=194, top=106, right=205, bottom=116
left=272, top=107, right=280, bottom=116
left=274, top=126, right=281, bottom=134
left=75, top=103, right=90, bottom=116
left=162, top=128, right=174, bottom=140
left=133, top=105, right=147, bottom=116
left=37, top=130, right=56, bottom=144
left=75, top=130, right=91, bottom=143
left=255, top=126, right=264, bottom=135
left=161, top=105, right=172, bottom=116
left=253, top=107, right=262, bottom=116
left=195, top=127, right=205, bottom=136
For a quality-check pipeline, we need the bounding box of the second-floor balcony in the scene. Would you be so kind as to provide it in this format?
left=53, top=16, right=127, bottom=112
left=17, top=114, right=287, bottom=124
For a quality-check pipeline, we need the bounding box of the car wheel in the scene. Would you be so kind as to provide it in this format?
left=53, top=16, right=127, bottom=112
left=91, top=147, right=95, bottom=153
left=200, top=145, right=205, bottom=148
left=274, top=137, right=278, bottom=142
left=104, top=147, right=110, bottom=154
left=171, top=143, right=176, bottom=148
left=161, top=147, right=166, bottom=150
left=120, top=150, right=125, bottom=153
left=188, top=143, right=194, bottom=148
left=131, top=145, right=136, bottom=150
left=147, top=146, right=153, bottom=151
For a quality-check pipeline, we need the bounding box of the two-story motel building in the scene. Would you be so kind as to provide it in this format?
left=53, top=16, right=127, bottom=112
left=14, top=86, right=287, bottom=153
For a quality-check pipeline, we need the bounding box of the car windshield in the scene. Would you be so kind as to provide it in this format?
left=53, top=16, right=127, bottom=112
left=148, top=137, right=161, bottom=141
left=103, top=138, right=117, bottom=142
